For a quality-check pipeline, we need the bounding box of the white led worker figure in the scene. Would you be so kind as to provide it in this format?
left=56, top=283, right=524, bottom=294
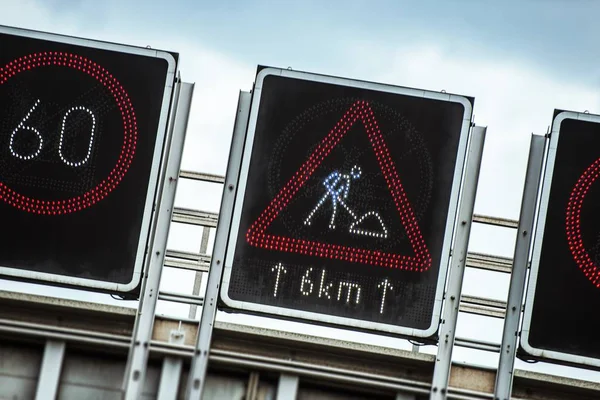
left=304, top=165, right=388, bottom=239
left=304, top=165, right=362, bottom=230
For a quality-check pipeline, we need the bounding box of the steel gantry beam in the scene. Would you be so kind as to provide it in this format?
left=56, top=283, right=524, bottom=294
left=2, top=289, right=600, bottom=399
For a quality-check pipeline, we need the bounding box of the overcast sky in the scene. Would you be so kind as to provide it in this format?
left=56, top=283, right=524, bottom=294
left=1, top=0, right=600, bottom=383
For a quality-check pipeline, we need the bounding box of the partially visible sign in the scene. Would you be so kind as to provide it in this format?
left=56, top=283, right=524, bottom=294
left=220, top=67, right=474, bottom=338
left=522, top=110, right=600, bottom=367
left=0, top=25, right=177, bottom=293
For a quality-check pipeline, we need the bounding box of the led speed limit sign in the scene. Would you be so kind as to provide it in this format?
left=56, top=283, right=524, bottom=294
left=0, top=25, right=177, bottom=294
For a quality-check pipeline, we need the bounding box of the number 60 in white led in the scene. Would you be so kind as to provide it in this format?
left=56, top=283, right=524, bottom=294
left=9, top=99, right=96, bottom=167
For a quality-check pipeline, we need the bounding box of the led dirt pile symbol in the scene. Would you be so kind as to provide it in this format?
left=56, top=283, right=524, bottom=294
left=304, top=165, right=388, bottom=239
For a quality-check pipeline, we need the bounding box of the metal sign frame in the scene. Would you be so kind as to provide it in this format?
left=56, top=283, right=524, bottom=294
left=521, top=111, right=600, bottom=368
left=219, top=66, right=473, bottom=338
left=187, top=91, right=252, bottom=399
left=494, top=134, right=546, bottom=399
left=0, top=25, right=177, bottom=293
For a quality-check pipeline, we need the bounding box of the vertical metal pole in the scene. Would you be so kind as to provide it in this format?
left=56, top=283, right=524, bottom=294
left=494, top=134, right=545, bottom=399
left=189, top=226, right=211, bottom=319
left=157, top=327, right=186, bottom=400
left=430, top=126, right=486, bottom=400
left=122, top=76, right=182, bottom=394
left=246, top=372, right=260, bottom=400
left=276, top=374, right=299, bottom=400
left=122, top=82, right=194, bottom=400
left=186, top=91, right=252, bottom=400
left=157, top=358, right=183, bottom=400
left=35, top=340, right=66, bottom=400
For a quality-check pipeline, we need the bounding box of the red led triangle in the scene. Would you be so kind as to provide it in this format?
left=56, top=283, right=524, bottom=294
left=246, top=100, right=432, bottom=271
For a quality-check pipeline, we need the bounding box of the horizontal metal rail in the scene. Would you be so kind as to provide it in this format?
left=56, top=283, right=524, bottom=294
left=179, top=170, right=225, bottom=184
left=208, top=349, right=493, bottom=399
left=0, top=317, right=131, bottom=348
left=454, top=337, right=501, bottom=353
left=164, top=257, right=209, bottom=273
left=164, top=249, right=210, bottom=273
left=466, top=252, right=513, bottom=274
left=172, top=208, right=218, bottom=227
left=459, top=295, right=506, bottom=319
left=165, top=249, right=209, bottom=262
left=209, top=349, right=432, bottom=397
left=447, top=388, right=494, bottom=400
left=157, top=291, right=204, bottom=306
left=472, top=214, right=518, bottom=229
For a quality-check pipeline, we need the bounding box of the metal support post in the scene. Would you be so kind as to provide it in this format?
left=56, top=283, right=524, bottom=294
left=430, top=126, right=486, bottom=399
left=246, top=372, right=260, bottom=400
left=157, top=327, right=186, bottom=400
left=494, top=134, right=546, bottom=399
left=122, top=81, right=194, bottom=400
left=277, top=374, right=299, bottom=400
left=35, top=339, right=66, bottom=400
left=189, top=226, right=211, bottom=319
left=157, top=358, right=183, bottom=400
left=186, top=91, right=252, bottom=399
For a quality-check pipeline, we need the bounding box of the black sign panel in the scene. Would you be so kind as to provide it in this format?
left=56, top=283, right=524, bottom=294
left=0, top=26, right=177, bottom=293
left=522, top=111, right=600, bottom=366
left=220, top=67, right=473, bottom=338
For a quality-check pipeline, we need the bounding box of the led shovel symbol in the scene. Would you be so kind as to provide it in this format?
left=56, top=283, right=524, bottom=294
left=246, top=100, right=432, bottom=271
left=304, top=165, right=388, bottom=239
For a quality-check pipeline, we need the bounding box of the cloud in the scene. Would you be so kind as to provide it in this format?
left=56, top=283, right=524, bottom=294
left=0, top=0, right=80, bottom=33
left=340, top=41, right=599, bottom=220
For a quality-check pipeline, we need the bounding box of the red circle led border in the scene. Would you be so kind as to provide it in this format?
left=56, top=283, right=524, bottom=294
left=566, top=156, right=600, bottom=286
left=0, top=52, right=137, bottom=215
